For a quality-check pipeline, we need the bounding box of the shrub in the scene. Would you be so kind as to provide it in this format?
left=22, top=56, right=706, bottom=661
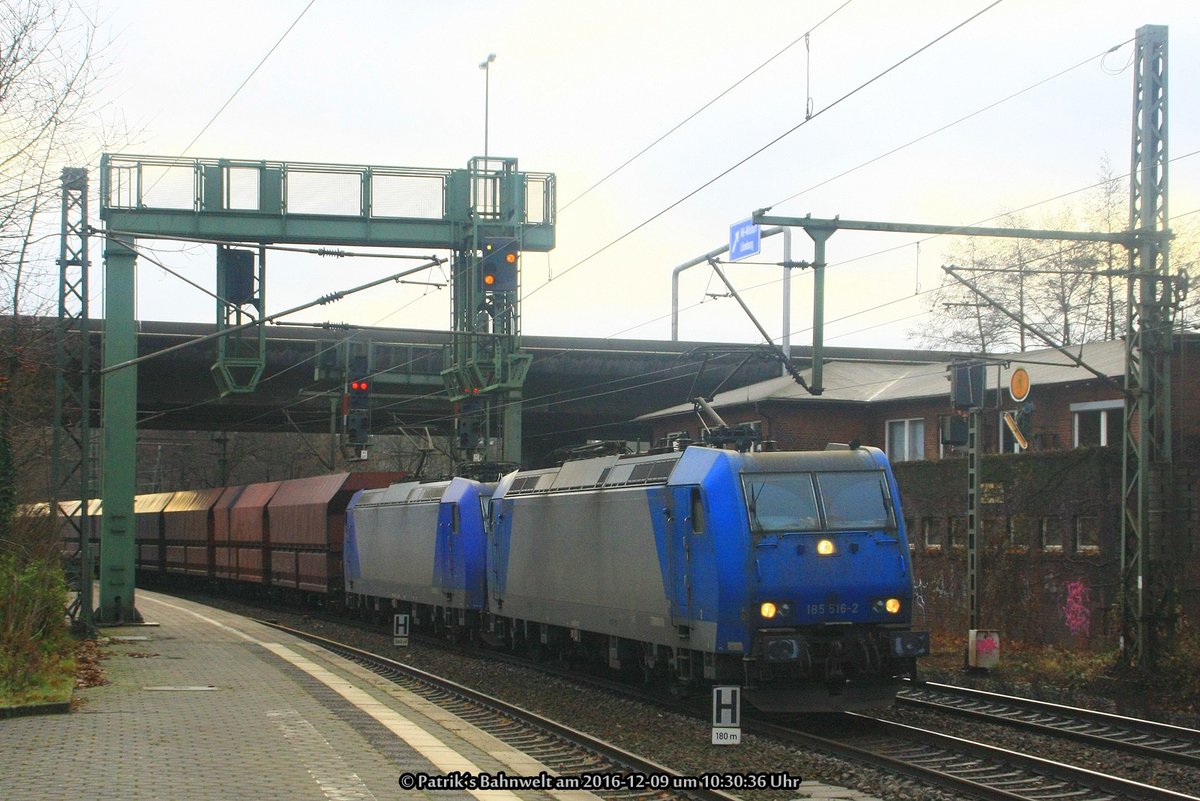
left=0, top=509, right=71, bottom=700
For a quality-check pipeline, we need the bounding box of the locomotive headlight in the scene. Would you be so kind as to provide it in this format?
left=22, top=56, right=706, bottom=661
left=816, top=538, right=836, bottom=556
left=760, top=602, right=778, bottom=619
left=873, top=597, right=902, bottom=614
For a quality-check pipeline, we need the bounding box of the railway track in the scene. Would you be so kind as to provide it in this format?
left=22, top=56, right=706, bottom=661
left=289, top=613, right=1199, bottom=801
left=254, top=619, right=745, bottom=801
left=755, top=713, right=1199, bottom=801
left=898, top=680, right=1200, bottom=768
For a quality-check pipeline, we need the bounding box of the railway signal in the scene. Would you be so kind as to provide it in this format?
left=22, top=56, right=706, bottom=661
left=479, top=237, right=518, bottom=293
left=349, top=378, right=370, bottom=410
left=346, top=378, right=371, bottom=448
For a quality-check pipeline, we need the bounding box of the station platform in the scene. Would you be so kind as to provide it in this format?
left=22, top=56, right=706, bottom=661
left=0, top=591, right=604, bottom=801
left=0, top=590, right=884, bottom=801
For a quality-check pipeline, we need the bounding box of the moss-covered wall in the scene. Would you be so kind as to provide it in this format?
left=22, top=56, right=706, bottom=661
left=895, top=448, right=1131, bottom=648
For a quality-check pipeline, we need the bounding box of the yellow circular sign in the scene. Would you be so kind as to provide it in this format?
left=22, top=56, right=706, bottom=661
left=1009, top=367, right=1031, bottom=402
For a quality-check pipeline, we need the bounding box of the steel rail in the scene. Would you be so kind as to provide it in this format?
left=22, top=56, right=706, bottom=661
left=842, top=713, right=1197, bottom=801
left=898, top=680, right=1200, bottom=768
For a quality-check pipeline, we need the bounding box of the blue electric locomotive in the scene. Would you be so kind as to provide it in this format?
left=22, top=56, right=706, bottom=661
left=489, top=444, right=927, bottom=711
left=345, top=443, right=928, bottom=712
left=345, top=477, right=492, bottom=628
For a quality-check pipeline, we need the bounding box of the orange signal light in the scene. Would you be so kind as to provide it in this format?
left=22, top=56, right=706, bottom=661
left=504, top=252, right=517, bottom=264
left=483, top=274, right=496, bottom=286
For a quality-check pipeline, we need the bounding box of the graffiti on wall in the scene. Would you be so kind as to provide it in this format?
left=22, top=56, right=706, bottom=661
left=1062, top=579, right=1092, bottom=637
left=912, top=574, right=954, bottom=615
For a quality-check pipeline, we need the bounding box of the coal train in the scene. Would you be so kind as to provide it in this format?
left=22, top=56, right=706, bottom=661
left=58, top=443, right=929, bottom=712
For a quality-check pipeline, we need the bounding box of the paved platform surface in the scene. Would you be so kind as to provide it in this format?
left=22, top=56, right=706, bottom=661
left=0, top=590, right=884, bottom=801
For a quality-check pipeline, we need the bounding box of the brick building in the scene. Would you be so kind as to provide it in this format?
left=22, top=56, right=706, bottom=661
left=640, top=336, right=1200, bottom=463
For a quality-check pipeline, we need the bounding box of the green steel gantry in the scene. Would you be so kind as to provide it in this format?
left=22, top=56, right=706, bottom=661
left=88, top=154, right=554, bottom=622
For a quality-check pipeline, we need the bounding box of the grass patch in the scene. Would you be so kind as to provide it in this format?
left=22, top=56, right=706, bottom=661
left=0, top=648, right=75, bottom=708
left=1, top=508, right=75, bottom=711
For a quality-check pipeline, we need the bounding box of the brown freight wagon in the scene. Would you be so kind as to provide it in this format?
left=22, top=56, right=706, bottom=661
left=228, top=481, right=282, bottom=585
left=134, top=492, right=174, bottom=578
left=266, top=472, right=404, bottom=596
left=163, top=488, right=225, bottom=579
left=212, top=485, right=244, bottom=581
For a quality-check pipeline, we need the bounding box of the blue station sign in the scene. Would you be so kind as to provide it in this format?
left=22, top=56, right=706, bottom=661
left=729, top=219, right=761, bottom=262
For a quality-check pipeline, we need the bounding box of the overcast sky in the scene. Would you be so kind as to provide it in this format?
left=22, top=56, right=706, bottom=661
left=87, top=0, right=1198, bottom=350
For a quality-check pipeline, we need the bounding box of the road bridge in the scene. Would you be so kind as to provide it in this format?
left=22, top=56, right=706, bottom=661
left=43, top=318, right=949, bottom=466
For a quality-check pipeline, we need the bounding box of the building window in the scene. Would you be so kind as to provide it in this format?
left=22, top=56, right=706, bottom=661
left=923, top=517, right=942, bottom=551
left=1071, top=400, right=1124, bottom=447
left=948, top=516, right=965, bottom=549
left=937, top=414, right=968, bottom=459
left=886, top=418, right=925, bottom=462
left=1040, top=516, right=1063, bottom=552
left=983, top=517, right=1007, bottom=548
left=1007, top=516, right=1030, bottom=553
left=1075, top=516, right=1100, bottom=554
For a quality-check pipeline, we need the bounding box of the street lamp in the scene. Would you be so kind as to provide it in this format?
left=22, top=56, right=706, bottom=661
left=479, top=53, right=496, bottom=161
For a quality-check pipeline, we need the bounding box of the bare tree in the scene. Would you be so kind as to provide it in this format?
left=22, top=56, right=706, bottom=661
left=1172, top=216, right=1199, bottom=331
left=912, top=158, right=1195, bottom=355
left=1, top=0, right=107, bottom=520
left=914, top=215, right=1045, bottom=354
left=1087, top=155, right=1128, bottom=340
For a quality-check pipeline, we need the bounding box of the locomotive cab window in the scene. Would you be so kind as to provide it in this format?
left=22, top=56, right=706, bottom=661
left=816, top=472, right=893, bottom=531
left=742, top=470, right=893, bottom=535
left=743, top=473, right=820, bottom=534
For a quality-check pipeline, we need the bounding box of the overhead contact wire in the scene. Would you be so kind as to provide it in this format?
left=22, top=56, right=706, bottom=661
left=558, top=0, right=854, bottom=213
left=524, top=0, right=1005, bottom=300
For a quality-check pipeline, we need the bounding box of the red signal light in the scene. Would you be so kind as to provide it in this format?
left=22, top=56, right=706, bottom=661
left=350, top=380, right=369, bottom=391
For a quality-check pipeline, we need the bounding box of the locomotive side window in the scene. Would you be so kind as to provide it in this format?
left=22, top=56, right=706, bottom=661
left=743, top=473, right=821, bottom=534
left=815, top=472, right=893, bottom=531
left=690, top=486, right=705, bottom=534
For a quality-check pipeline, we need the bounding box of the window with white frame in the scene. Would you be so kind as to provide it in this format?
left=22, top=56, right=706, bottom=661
left=923, top=517, right=943, bottom=551
left=1071, top=400, right=1124, bottom=447
left=948, top=516, right=966, bottom=549
left=886, top=418, right=925, bottom=462
left=1040, top=516, right=1063, bottom=552
left=1075, top=515, right=1100, bottom=554
left=1007, top=516, right=1030, bottom=552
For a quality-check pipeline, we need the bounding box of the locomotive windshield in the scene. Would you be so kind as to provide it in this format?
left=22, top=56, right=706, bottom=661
left=743, top=470, right=893, bottom=535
